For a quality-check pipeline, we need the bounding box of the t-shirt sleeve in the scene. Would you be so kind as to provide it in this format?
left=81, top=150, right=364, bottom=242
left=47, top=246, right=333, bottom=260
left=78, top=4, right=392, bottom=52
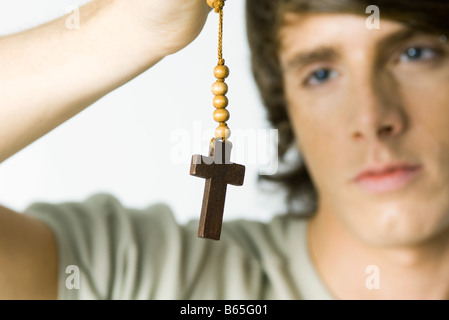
left=24, top=193, right=268, bottom=300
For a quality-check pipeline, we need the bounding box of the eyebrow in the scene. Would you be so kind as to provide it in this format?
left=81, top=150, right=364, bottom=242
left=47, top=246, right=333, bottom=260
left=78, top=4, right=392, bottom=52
left=282, top=27, right=425, bottom=73
left=283, top=46, right=339, bottom=73
left=376, top=28, right=423, bottom=50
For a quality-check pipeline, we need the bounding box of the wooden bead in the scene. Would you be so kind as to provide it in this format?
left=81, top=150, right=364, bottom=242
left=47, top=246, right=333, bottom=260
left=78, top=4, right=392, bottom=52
left=211, top=81, right=228, bottom=95
left=213, top=95, right=228, bottom=109
left=213, top=109, right=230, bottom=122
left=215, top=123, right=231, bottom=139
left=214, top=65, right=229, bottom=79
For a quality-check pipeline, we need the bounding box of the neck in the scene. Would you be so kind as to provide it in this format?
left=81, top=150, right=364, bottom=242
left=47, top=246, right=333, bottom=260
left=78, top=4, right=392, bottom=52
left=308, top=206, right=449, bottom=300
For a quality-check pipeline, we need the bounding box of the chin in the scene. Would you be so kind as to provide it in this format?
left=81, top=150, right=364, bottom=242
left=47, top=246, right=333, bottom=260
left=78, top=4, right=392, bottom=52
left=342, top=200, right=449, bottom=248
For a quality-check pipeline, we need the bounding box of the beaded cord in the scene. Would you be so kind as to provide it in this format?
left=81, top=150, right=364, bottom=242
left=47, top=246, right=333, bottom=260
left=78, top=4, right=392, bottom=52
left=207, top=0, right=231, bottom=143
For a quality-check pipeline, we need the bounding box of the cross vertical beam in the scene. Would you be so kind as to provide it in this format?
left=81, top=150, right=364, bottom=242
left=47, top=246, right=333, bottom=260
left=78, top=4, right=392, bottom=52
left=190, top=139, right=245, bottom=240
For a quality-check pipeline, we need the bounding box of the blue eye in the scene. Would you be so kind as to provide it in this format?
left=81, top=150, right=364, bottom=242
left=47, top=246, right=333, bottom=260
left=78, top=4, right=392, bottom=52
left=400, top=47, right=436, bottom=62
left=305, top=68, right=338, bottom=86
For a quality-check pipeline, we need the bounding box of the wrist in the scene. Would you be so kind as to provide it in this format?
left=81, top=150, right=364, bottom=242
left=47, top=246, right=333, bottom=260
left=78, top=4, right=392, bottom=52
left=88, top=1, right=169, bottom=73
left=109, top=0, right=211, bottom=59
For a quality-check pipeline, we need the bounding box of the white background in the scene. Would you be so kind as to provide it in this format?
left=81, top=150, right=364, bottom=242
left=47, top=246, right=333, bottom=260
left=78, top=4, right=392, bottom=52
left=0, top=0, right=287, bottom=224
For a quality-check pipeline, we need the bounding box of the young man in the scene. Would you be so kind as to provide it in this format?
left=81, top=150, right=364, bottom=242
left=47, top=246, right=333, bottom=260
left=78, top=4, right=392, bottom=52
left=1, top=0, right=449, bottom=299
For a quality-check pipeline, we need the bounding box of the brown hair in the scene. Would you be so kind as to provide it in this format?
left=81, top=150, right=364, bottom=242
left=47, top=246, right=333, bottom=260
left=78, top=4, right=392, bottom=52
left=246, top=0, right=449, bottom=215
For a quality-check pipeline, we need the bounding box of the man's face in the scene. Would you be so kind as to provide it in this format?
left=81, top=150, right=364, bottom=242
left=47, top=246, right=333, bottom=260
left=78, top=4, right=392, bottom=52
left=278, top=13, right=449, bottom=246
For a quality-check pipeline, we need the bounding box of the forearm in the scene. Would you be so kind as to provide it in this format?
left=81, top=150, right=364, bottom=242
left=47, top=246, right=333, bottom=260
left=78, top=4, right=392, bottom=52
left=0, top=0, right=165, bottom=163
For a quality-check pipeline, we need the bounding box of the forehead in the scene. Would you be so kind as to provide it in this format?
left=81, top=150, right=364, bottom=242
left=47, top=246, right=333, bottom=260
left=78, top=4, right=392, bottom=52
left=278, top=13, right=406, bottom=60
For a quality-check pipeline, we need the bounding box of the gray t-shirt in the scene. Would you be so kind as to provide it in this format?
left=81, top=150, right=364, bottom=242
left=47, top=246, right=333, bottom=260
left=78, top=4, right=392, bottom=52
left=24, top=193, right=334, bottom=300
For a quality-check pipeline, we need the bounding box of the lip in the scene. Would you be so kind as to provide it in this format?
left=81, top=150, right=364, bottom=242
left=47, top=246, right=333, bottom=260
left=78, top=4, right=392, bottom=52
left=353, top=163, right=423, bottom=194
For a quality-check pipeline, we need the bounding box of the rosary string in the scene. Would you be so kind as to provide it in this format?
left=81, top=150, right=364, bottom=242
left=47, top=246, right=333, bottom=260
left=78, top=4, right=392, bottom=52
left=208, top=0, right=230, bottom=143
left=218, top=4, right=224, bottom=65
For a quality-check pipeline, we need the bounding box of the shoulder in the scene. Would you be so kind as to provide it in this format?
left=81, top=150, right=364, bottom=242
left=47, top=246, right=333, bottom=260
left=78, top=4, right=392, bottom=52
left=217, top=213, right=308, bottom=263
left=25, top=192, right=308, bottom=261
left=24, top=193, right=311, bottom=299
left=25, top=192, right=309, bottom=264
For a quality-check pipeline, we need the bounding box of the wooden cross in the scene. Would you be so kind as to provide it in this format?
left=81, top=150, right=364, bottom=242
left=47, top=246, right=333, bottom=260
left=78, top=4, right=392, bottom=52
left=190, top=139, right=245, bottom=240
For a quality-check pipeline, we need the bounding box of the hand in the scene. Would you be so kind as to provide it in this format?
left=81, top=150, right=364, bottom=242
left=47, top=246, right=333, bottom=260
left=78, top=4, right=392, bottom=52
left=123, top=0, right=212, bottom=56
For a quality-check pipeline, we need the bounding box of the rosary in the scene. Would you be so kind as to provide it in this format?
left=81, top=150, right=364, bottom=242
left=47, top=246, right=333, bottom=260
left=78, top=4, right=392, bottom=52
left=190, top=0, right=245, bottom=241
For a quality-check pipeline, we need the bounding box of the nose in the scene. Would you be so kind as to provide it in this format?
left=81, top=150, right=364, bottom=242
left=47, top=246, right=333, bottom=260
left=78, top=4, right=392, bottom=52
left=350, top=71, right=407, bottom=142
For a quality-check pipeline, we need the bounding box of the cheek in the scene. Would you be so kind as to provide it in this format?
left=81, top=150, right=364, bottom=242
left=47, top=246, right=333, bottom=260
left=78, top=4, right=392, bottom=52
left=285, top=85, right=347, bottom=189
left=396, top=60, right=449, bottom=141
left=401, top=80, right=449, bottom=188
left=402, top=75, right=449, bottom=155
